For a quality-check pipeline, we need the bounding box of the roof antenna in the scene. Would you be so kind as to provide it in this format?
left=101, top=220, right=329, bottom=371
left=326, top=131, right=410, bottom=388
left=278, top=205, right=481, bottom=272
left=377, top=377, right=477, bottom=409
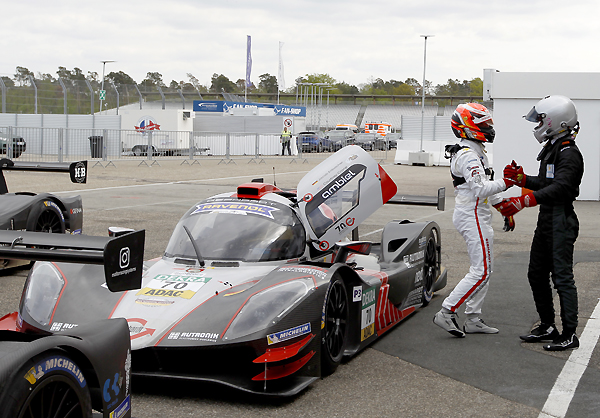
left=273, top=167, right=277, bottom=187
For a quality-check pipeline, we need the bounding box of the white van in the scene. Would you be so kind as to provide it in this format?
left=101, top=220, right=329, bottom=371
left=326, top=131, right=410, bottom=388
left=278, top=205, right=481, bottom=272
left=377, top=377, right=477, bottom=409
left=335, top=124, right=359, bottom=134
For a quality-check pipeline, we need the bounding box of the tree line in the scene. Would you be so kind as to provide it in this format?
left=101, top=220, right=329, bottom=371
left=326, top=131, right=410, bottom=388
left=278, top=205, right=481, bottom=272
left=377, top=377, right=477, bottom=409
left=0, top=65, right=483, bottom=114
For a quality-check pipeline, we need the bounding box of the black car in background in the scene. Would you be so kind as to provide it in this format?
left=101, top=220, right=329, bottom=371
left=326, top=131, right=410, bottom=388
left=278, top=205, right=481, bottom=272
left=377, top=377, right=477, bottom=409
left=0, top=135, right=26, bottom=158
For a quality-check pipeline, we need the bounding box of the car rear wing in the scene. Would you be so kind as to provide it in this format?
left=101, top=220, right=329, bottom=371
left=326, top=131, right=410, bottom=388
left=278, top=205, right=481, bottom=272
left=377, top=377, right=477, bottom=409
left=0, top=158, right=87, bottom=194
left=0, top=229, right=144, bottom=292
left=386, top=187, right=445, bottom=211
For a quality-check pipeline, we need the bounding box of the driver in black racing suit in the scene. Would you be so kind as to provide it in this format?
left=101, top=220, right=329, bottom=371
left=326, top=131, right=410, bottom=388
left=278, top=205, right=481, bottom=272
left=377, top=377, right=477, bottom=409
left=498, top=95, right=584, bottom=351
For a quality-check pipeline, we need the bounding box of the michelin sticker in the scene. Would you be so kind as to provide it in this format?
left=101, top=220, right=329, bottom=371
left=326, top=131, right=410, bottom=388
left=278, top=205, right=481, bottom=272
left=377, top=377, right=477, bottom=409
left=267, top=323, right=311, bottom=345
left=24, top=355, right=86, bottom=388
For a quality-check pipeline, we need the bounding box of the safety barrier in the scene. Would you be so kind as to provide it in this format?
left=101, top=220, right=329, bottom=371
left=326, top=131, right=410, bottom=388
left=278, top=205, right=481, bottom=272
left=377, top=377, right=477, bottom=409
left=0, top=126, right=396, bottom=165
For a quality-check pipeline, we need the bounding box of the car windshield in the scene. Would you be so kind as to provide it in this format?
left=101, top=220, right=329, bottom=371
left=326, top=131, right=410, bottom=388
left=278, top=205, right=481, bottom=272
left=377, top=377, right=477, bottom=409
left=164, top=199, right=306, bottom=262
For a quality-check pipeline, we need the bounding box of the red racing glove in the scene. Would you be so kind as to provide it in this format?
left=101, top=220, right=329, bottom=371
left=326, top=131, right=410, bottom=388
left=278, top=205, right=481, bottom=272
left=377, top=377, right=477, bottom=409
left=503, top=160, right=526, bottom=187
left=495, top=193, right=537, bottom=217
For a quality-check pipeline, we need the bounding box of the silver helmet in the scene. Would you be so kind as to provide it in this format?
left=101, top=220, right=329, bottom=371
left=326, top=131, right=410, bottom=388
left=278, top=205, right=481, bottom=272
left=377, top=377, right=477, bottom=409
left=524, top=95, right=578, bottom=143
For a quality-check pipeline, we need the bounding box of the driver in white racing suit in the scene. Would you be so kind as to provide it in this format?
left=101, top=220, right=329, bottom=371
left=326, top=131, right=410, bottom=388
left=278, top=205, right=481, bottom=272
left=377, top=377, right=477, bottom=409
left=433, top=103, right=515, bottom=337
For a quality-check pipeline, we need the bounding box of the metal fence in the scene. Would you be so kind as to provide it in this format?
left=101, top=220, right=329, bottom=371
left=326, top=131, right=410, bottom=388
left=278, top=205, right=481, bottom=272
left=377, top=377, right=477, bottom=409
left=0, top=126, right=396, bottom=165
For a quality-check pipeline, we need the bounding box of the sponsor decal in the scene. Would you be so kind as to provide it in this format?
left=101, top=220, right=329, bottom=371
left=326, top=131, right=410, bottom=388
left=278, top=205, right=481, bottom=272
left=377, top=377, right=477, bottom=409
left=361, top=287, right=377, bottom=341
left=109, top=395, right=131, bottom=418
left=44, top=201, right=65, bottom=222
left=73, top=161, right=86, bottom=183
left=70, top=207, right=83, bottom=215
left=126, top=318, right=155, bottom=340
left=278, top=266, right=327, bottom=280
left=352, top=286, right=362, bottom=302
left=125, top=350, right=131, bottom=395
left=134, top=116, right=160, bottom=132
left=334, top=217, right=356, bottom=233
left=50, top=322, right=78, bottom=332
left=267, top=323, right=311, bottom=345
left=119, top=247, right=130, bottom=269
left=403, top=250, right=425, bottom=268
left=414, top=269, right=423, bottom=284
left=103, top=372, right=122, bottom=410
left=135, top=298, right=175, bottom=307
left=136, top=275, right=212, bottom=299
left=25, top=355, right=86, bottom=388
left=546, top=163, right=555, bottom=179
left=72, top=228, right=82, bottom=234
left=419, top=236, right=427, bottom=247
left=321, top=168, right=360, bottom=200
left=191, top=202, right=278, bottom=219
left=167, top=331, right=220, bottom=342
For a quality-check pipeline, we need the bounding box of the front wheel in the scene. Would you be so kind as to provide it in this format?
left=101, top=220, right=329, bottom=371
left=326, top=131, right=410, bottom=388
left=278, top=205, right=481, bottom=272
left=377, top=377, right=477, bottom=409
left=2, top=350, right=92, bottom=418
left=422, top=228, right=440, bottom=305
left=321, top=277, right=349, bottom=376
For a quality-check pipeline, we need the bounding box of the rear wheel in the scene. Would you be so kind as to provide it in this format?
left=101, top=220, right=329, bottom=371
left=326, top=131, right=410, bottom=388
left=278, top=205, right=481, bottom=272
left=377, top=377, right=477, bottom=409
left=3, top=350, right=92, bottom=418
left=422, top=228, right=440, bottom=305
left=321, top=277, right=349, bottom=375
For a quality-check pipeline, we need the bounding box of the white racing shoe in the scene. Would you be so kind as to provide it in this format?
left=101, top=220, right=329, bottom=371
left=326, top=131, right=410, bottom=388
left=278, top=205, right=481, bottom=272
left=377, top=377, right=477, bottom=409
left=463, top=318, right=499, bottom=334
left=433, top=310, right=465, bottom=338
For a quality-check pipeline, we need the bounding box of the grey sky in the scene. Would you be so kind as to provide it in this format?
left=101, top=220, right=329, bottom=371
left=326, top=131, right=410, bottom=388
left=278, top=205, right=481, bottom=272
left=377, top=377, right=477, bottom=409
left=2, top=0, right=599, bottom=89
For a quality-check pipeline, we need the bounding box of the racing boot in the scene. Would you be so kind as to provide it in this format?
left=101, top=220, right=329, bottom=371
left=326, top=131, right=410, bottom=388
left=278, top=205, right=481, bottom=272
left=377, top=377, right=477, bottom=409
left=463, top=317, right=499, bottom=334
left=520, top=323, right=560, bottom=343
left=433, top=309, right=465, bottom=338
left=543, top=330, right=579, bottom=351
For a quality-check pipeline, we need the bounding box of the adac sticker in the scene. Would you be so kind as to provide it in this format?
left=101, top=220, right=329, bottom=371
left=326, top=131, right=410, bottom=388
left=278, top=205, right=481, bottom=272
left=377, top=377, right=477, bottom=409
left=191, top=202, right=278, bottom=219
left=267, top=323, right=311, bottom=345
left=360, top=286, right=377, bottom=341
left=24, top=355, right=87, bottom=388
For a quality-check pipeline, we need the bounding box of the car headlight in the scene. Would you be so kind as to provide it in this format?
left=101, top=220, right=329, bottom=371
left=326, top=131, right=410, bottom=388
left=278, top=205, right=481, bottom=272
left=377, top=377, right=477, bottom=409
left=223, top=278, right=314, bottom=341
left=22, top=262, right=65, bottom=326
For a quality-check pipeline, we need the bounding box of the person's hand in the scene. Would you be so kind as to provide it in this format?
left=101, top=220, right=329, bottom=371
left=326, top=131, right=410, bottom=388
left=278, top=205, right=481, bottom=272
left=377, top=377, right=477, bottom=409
left=503, top=160, right=526, bottom=187
left=494, top=193, right=537, bottom=217
left=503, top=216, right=515, bottom=232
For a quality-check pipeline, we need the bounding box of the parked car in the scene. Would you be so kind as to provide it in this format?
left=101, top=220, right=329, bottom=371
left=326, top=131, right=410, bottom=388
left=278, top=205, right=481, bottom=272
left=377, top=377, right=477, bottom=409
left=354, top=133, right=378, bottom=151
left=298, top=131, right=332, bottom=153
left=326, top=130, right=355, bottom=151
left=0, top=135, right=26, bottom=158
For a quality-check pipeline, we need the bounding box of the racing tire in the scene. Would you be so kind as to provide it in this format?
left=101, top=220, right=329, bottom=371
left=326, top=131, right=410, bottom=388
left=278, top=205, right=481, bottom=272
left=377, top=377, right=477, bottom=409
left=32, top=201, right=65, bottom=234
left=321, top=277, right=349, bottom=376
left=421, top=228, right=440, bottom=306
left=2, top=350, right=92, bottom=418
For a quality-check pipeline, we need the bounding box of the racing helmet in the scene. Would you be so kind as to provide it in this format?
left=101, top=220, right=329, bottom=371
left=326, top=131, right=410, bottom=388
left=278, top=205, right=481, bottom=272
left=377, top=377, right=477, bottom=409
left=451, top=103, right=495, bottom=143
left=524, top=95, right=578, bottom=143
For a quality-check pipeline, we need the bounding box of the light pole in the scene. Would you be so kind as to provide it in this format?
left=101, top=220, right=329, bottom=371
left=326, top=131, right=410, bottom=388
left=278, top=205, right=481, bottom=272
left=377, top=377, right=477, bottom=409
left=100, top=60, right=115, bottom=114
left=419, top=35, right=433, bottom=152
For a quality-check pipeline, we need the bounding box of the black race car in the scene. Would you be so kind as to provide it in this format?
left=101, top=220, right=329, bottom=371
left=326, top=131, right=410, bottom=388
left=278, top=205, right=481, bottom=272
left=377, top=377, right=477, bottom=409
left=5, top=146, right=447, bottom=396
left=0, top=158, right=87, bottom=269
left=0, top=228, right=145, bottom=418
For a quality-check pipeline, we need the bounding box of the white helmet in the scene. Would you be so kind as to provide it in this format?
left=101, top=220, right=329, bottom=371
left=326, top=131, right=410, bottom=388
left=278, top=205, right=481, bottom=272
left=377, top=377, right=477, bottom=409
left=524, top=95, right=578, bottom=143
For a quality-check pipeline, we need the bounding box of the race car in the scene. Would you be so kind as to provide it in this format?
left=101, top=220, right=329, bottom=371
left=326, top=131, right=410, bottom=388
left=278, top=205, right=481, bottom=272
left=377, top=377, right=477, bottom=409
left=7, top=145, right=447, bottom=396
left=0, top=158, right=87, bottom=269
left=0, top=228, right=145, bottom=418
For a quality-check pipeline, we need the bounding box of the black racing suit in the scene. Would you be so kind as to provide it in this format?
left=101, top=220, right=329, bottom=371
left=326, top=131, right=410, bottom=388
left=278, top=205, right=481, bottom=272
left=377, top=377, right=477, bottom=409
left=524, top=135, right=584, bottom=333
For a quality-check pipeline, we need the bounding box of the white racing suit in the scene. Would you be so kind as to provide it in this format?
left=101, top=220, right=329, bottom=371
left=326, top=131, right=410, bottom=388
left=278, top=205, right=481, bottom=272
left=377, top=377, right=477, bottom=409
left=443, top=139, right=507, bottom=317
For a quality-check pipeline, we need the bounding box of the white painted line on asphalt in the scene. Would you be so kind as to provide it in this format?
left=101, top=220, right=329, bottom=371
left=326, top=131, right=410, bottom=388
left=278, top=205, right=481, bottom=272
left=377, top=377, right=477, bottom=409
left=538, top=299, right=600, bottom=418
left=50, top=170, right=311, bottom=195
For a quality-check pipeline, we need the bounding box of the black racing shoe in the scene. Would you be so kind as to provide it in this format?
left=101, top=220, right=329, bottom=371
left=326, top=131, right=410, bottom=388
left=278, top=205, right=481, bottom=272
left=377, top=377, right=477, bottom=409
left=519, top=323, right=560, bottom=342
left=543, top=333, right=579, bottom=351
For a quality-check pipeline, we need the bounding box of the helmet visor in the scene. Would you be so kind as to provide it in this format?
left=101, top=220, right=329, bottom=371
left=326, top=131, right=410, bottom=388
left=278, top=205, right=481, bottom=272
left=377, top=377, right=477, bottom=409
left=524, top=107, right=543, bottom=123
